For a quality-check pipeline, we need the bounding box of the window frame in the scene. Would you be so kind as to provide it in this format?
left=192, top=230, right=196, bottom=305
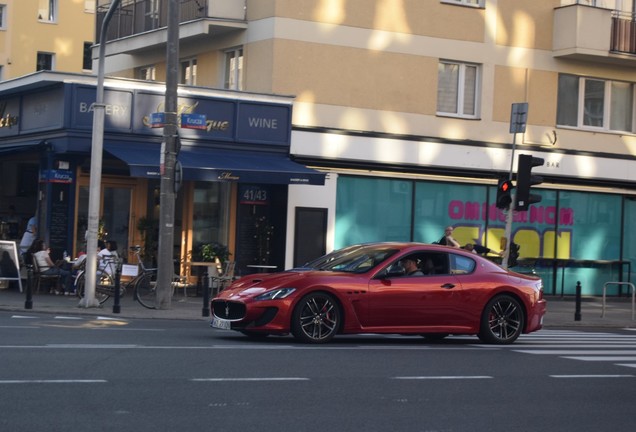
left=36, top=52, right=55, bottom=72
left=0, top=4, right=6, bottom=30
left=441, top=0, right=483, bottom=8
left=224, top=47, right=244, bottom=91
left=137, top=65, right=156, bottom=81
left=38, top=0, right=57, bottom=22
left=557, top=74, right=635, bottom=133
left=179, top=58, right=197, bottom=85
left=436, top=60, right=481, bottom=119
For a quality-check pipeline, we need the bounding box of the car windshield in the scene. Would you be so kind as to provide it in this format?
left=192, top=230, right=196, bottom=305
left=313, top=245, right=399, bottom=273
left=296, top=244, right=364, bottom=270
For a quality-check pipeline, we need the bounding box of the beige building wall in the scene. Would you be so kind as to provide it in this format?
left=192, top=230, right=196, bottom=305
left=0, top=0, right=95, bottom=80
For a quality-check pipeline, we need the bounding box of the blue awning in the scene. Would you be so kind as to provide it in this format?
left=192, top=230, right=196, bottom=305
left=104, top=142, right=325, bottom=186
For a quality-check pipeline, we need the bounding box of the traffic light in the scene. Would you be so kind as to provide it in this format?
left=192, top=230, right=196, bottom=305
left=515, top=154, right=544, bottom=211
left=508, top=242, right=520, bottom=267
left=496, top=179, right=513, bottom=209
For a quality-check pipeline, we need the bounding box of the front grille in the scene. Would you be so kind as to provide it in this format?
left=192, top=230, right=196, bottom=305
left=211, top=300, right=246, bottom=320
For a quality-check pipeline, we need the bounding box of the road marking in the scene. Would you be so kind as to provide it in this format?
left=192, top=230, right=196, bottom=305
left=191, top=378, right=309, bottom=382
left=549, top=375, right=634, bottom=379
left=0, top=379, right=107, bottom=384
left=563, top=356, right=636, bottom=361
left=393, top=376, right=493, bottom=380
left=514, top=350, right=636, bottom=355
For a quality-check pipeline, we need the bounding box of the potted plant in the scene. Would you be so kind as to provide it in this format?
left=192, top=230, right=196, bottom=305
left=191, top=242, right=230, bottom=265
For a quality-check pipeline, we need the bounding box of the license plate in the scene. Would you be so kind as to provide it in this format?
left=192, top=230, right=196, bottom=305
left=211, top=317, right=231, bottom=330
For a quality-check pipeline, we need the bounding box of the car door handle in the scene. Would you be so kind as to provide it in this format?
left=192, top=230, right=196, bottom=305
left=441, top=283, right=455, bottom=289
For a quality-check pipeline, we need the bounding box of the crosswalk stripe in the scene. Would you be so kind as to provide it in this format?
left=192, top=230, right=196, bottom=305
left=509, top=330, right=636, bottom=370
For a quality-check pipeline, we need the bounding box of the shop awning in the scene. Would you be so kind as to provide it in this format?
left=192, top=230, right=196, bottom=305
left=104, top=143, right=325, bottom=185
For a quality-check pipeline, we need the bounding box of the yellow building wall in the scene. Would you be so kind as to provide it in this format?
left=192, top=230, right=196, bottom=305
left=1, top=0, right=95, bottom=79
left=249, top=0, right=485, bottom=42
left=250, top=39, right=437, bottom=116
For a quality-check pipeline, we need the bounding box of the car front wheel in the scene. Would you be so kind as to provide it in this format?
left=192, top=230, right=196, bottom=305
left=478, top=294, right=524, bottom=344
left=291, top=292, right=340, bottom=344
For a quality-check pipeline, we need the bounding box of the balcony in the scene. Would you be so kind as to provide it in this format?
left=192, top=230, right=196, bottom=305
left=553, top=2, right=636, bottom=65
left=96, top=0, right=247, bottom=55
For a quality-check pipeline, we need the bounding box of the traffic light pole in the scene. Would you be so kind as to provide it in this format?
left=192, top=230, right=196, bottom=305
left=501, top=132, right=517, bottom=270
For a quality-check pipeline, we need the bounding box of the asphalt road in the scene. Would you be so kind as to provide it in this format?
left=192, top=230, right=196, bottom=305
left=1, top=311, right=635, bottom=432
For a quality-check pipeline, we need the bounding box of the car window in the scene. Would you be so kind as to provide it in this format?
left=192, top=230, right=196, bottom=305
left=450, top=253, right=476, bottom=275
left=320, top=246, right=399, bottom=273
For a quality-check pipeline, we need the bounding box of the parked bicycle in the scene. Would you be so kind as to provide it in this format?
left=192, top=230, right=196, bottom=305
left=75, top=245, right=174, bottom=309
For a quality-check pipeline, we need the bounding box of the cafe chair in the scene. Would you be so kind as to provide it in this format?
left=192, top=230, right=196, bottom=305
left=31, top=254, right=61, bottom=294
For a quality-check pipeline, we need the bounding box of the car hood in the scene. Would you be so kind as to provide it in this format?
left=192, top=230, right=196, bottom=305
left=218, top=271, right=311, bottom=299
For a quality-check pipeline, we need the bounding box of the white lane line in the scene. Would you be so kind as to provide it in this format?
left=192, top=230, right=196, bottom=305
left=53, top=316, right=83, bottom=320
left=514, top=350, right=636, bottom=355
left=393, top=376, right=493, bottom=380
left=549, top=375, right=634, bottom=379
left=0, top=379, right=107, bottom=384
left=47, top=344, right=139, bottom=348
left=10, top=315, right=38, bottom=319
left=191, top=378, right=309, bottom=382
left=563, top=356, right=636, bottom=361
left=615, top=364, right=636, bottom=368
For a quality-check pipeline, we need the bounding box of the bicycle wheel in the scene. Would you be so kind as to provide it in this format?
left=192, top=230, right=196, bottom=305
left=76, top=272, right=112, bottom=305
left=134, top=272, right=157, bottom=309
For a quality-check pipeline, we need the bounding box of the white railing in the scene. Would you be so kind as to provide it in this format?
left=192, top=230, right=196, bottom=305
left=601, top=282, right=635, bottom=320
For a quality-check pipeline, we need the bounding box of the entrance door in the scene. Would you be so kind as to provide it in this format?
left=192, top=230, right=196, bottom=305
left=75, top=179, right=135, bottom=260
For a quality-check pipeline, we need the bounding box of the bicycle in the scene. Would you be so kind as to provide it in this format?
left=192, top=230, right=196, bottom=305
left=75, top=246, right=175, bottom=309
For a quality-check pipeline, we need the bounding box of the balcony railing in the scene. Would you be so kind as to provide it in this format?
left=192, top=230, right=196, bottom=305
left=96, top=0, right=246, bottom=44
left=611, top=11, right=636, bottom=54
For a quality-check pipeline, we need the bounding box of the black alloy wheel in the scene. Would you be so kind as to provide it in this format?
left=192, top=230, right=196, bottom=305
left=478, top=294, right=524, bottom=344
left=291, top=292, right=341, bottom=344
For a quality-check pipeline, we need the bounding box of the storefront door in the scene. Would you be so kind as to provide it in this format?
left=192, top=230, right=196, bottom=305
left=75, top=178, right=138, bottom=261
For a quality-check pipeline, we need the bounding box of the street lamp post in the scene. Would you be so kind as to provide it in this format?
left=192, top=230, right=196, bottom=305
left=79, top=0, right=121, bottom=308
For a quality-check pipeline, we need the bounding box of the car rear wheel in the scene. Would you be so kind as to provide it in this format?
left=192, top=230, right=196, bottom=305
left=478, top=294, right=524, bottom=344
left=291, top=292, right=340, bottom=344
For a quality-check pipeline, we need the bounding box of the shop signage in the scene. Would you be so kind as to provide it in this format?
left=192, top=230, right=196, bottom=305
left=40, top=169, right=73, bottom=184
left=239, top=185, right=269, bottom=205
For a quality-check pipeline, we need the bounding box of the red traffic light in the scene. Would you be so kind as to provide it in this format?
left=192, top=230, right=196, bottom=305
left=496, top=179, right=513, bottom=209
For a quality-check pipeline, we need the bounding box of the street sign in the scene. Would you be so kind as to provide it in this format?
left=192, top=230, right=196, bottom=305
left=509, top=102, right=528, bottom=134
left=150, top=112, right=165, bottom=128
left=181, top=113, right=207, bottom=130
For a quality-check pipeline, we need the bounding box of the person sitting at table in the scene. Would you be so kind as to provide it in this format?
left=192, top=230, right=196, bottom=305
left=31, top=239, right=74, bottom=295
left=97, top=240, right=116, bottom=276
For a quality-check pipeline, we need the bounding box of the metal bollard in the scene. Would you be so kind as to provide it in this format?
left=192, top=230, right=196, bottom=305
left=112, top=259, right=121, bottom=314
left=574, top=281, right=581, bottom=321
left=202, top=270, right=210, bottom=317
left=24, top=264, right=33, bottom=310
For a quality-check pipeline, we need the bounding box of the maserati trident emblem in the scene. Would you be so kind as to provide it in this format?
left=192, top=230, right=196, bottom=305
left=225, top=303, right=230, bottom=318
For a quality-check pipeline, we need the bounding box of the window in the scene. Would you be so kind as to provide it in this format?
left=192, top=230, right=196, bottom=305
left=180, top=58, right=197, bottom=85
left=442, top=0, right=483, bottom=7
left=437, top=61, right=480, bottom=118
left=0, top=4, right=6, bottom=29
left=557, top=74, right=634, bottom=133
left=36, top=52, right=54, bottom=71
left=83, top=42, right=93, bottom=71
left=38, top=0, right=57, bottom=22
left=224, top=48, right=243, bottom=90
left=137, top=65, right=156, bottom=81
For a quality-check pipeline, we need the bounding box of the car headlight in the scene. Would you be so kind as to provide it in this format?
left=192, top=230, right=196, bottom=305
left=254, top=288, right=296, bottom=301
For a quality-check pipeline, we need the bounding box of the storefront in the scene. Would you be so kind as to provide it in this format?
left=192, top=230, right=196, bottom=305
left=0, top=72, right=325, bottom=279
left=288, top=129, right=636, bottom=296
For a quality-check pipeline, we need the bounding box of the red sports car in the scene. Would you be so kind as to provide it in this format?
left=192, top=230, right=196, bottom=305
left=210, top=242, right=546, bottom=344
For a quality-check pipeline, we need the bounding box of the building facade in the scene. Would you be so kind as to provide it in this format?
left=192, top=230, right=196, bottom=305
left=2, top=0, right=636, bottom=294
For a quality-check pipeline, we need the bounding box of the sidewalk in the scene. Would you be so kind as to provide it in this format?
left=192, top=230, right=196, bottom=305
left=0, top=287, right=634, bottom=328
